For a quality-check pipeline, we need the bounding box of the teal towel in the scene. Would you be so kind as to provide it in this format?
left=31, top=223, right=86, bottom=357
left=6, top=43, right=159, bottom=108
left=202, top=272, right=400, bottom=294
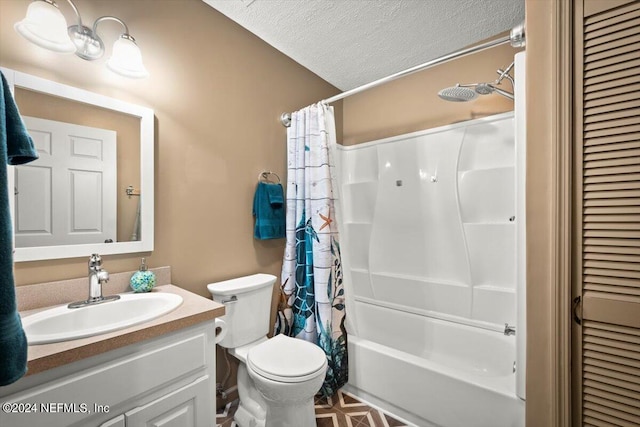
left=0, top=71, right=38, bottom=386
left=253, top=182, right=285, bottom=240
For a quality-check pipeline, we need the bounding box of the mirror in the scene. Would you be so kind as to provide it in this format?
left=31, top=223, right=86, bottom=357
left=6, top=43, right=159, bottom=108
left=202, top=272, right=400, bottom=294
left=2, top=67, right=154, bottom=261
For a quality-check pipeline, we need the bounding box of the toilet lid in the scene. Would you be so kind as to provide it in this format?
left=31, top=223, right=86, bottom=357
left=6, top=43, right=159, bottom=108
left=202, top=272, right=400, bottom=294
left=247, top=334, right=327, bottom=383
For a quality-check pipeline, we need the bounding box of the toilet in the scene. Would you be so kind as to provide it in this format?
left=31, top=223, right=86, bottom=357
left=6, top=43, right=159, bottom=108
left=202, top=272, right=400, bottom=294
left=208, top=273, right=327, bottom=427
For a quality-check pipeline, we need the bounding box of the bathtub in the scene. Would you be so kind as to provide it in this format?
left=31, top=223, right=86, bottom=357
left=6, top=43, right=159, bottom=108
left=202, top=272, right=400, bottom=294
left=344, top=301, right=524, bottom=427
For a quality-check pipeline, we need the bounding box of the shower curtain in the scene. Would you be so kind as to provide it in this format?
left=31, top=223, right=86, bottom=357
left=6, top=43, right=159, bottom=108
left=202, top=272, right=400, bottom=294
left=275, top=103, right=347, bottom=397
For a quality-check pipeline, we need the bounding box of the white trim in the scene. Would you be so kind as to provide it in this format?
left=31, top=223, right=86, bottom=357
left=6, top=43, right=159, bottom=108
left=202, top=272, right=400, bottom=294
left=338, top=111, right=514, bottom=151
left=1, top=67, right=154, bottom=261
left=514, top=51, right=527, bottom=400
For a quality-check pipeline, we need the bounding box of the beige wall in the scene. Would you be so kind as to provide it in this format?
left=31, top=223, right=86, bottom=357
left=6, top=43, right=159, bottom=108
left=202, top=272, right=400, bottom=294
left=0, top=0, right=339, bottom=295
left=342, top=38, right=519, bottom=145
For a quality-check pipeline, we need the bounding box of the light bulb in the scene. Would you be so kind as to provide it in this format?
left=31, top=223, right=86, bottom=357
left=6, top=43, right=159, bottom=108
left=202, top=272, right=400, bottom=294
left=106, top=35, right=149, bottom=79
left=14, top=0, right=76, bottom=54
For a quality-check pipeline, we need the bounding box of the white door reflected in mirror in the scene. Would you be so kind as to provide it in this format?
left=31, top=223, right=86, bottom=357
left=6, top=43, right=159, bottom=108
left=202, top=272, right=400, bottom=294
left=15, top=117, right=118, bottom=247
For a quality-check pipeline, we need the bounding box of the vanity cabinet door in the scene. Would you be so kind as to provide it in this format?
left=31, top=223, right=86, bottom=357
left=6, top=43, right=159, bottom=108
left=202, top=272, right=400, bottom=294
left=125, top=375, right=211, bottom=427
left=99, top=414, right=125, bottom=427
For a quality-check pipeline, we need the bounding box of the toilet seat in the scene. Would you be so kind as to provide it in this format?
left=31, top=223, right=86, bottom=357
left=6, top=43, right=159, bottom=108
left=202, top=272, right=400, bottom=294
left=247, top=334, right=327, bottom=383
left=229, top=337, right=269, bottom=363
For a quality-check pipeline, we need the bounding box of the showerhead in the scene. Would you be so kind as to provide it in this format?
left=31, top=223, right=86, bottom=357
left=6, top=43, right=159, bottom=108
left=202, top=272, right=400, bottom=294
left=438, top=60, right=515, bottom=102
left=439, top=82, right=514, bottom=102
left=437, top=85, right=478, bottom=102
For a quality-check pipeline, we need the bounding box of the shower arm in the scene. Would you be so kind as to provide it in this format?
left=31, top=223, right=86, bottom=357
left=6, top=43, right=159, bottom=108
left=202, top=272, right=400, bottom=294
left=491, top=85, right=514, bottom=100
left=454, top=82, right=513, bottom=100
left=495, top=62, right=515, bottom=87
left=481, top=61, right=515, bottom=100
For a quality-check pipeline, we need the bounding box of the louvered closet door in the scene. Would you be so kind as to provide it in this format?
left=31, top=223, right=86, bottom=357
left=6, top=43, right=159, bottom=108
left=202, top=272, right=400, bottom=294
left=574, top=1, right=640, bottom=426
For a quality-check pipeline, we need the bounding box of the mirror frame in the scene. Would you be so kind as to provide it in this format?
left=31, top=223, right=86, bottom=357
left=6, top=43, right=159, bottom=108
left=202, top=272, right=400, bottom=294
left=2, top=67, right=154, bottom=261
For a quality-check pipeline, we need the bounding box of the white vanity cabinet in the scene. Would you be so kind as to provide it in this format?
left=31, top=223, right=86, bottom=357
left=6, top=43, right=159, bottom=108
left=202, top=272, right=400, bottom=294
left=100, top=415, right=125, bottom=427
left=0, top=322, right=216, bottom=427
left=123, top=374, right=210, bottom=427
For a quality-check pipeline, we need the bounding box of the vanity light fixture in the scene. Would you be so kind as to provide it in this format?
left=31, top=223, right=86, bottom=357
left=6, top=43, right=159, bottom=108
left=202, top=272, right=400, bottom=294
left=15, top=0, right=149, bottom=78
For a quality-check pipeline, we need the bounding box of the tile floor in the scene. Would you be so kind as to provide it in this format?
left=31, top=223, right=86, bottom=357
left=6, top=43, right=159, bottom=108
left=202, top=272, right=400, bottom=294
left=216, top=389, right=409, bottom=427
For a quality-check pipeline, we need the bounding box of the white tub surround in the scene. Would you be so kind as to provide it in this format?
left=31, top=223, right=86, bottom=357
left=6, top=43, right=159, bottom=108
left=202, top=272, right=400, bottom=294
left=338, top=112, right=524, bottom=427
left=340, top=113, right=517, bottom=330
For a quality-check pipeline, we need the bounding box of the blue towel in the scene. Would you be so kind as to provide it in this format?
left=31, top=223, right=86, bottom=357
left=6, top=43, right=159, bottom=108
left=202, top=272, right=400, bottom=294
left=253, top=182, right=285, bottom=240
left=0, top=71, right=38, bottom=386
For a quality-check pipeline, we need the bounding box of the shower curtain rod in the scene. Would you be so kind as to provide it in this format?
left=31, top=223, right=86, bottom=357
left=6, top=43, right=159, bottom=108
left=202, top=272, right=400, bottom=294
left=280, top=22, right=525, bottom=127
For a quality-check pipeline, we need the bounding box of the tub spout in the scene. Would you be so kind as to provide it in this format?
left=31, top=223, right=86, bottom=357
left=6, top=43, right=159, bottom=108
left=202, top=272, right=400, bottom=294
left=504, top=323, right=516, bottom=336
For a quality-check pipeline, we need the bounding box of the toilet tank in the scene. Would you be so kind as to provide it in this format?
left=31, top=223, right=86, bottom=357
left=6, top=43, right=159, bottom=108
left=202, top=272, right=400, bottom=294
left=207, top=273, right=277, bottom=349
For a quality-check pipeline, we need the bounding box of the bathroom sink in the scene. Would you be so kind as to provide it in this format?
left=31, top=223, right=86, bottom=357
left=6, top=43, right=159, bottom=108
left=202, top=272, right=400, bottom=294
left=22, top=292, right=183, bottom=345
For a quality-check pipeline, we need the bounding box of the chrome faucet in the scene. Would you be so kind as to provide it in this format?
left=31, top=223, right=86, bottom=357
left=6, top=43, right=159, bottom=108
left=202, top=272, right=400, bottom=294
left=68, top=254, right=120, bottom=308
left=88, top=253, right=109, bottom=300
left=504, top=323, right=516, bottom=336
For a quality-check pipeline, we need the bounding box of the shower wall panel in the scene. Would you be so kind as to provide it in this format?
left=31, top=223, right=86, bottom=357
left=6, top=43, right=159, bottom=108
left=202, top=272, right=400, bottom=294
left=339, top=113, right=516, bottom=330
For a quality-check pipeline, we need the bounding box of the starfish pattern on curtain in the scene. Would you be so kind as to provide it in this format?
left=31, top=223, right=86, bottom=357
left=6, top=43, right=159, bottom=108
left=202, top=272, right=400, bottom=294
left=275, top=103, right=347, bottom=397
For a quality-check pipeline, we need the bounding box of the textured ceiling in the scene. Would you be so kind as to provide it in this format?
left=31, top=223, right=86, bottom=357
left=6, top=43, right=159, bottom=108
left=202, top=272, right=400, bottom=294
left=202, top=0, right=525, bottom=91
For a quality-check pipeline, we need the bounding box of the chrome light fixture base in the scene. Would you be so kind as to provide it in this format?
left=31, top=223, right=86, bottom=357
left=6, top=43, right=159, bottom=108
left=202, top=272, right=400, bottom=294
left=68, top=24, right=104, bottom=60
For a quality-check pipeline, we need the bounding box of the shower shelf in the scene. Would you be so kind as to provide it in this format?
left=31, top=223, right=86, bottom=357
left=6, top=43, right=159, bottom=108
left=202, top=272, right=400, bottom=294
left=462, top=221, right=515, bottom=225
left=457, top=165, right=514, bottom=174
left=474, top=284, right=516, bottom=292
left=353, top=295, right=504, bottom=333
left=368, top=271, right=468, bottom=287
left=342, top=179, right=378, bottom=185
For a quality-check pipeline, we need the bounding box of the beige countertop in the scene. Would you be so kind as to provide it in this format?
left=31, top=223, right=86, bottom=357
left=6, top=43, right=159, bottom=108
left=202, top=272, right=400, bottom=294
left=20, top=284, right=225, bottom=376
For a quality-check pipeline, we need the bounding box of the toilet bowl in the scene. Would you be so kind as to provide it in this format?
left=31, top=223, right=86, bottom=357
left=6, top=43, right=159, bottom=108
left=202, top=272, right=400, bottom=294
left=248, top=334, right=327, bottom=427
left=208, top=274, right=328, bottom=427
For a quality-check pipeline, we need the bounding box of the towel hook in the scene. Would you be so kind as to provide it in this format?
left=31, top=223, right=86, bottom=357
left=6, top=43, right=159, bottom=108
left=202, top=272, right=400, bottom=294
left=126, top=185, right=141, bottom=198
left=258, top=171, right=281, bottom=184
